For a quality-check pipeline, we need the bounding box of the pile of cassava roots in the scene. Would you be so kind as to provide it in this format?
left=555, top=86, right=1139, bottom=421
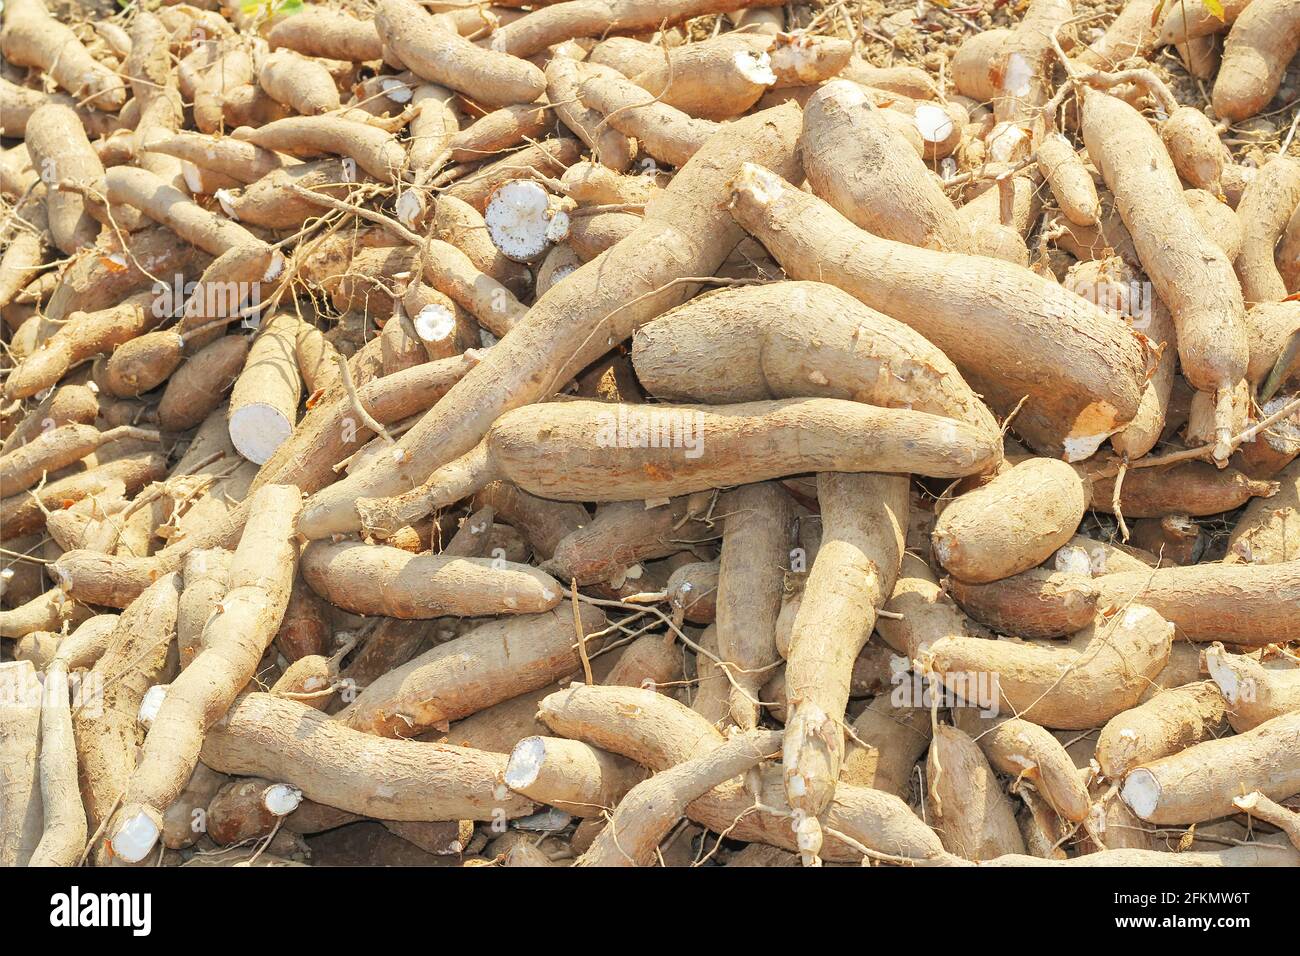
left=2, top=0, right=1299, bottom=868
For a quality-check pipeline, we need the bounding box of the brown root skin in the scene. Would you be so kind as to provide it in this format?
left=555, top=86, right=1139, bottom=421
left=1234, top=156, right=1300, bottom=306
left=0, top=587, right=92, bottom=639
left=716, top=482, right=796, bottom=730
left=1212, top=0, right=1300, bottom=121
left=537, top=683, right=946, bottom=862
left=1158, top=107, right=1224, bottom=198
left=1074, top=0, right=1160, bottom=69
left=0, top=0, right=127, bottom=111
left=205, top=778, right=303, bottom=846
left=1205, top=643, right=1300, bottom=731
left=201, top=692, right=536, bottom=822
left=667, top=561, right=719, bottom=625
left=926, top=605, right=1174, bottom=730
left=841, top=696, right=932, bottom=799
left=4, top=292, right=160, bottom=402
left=124, top=12, right=185, bottom=191
left=217, top=159, right=359, bottom=231
left=376, top=0, right=545, bottom=108
left=1160, top=0, right=1253, bottom=45
left=545, top=53, right=636, bottom=172
left=233, top=116, right=407, bottom=184
left=952, top=710, right=1092, bottom=823
left=472, top=481, right=589, bottom=563
left=877, top=552, right=992, bottom=660
left=106, top=486, right=302, bottom=864
left=578, top=62, right=721, bottom=168
left=1081, top=90, right=1248, bottom=457
left=73, top=573, right=182, bottom=859
left=1094, top=560, right=1300, bottom=645
left=0, top=660, right=42, bottom=866
left=1062, top=255, right=1177, bottom=461
left=23, top=104, right=105, bottom=256
left=800, top=80, right=967, bottom=251
left=29, top=659, right=88, bottom=866
left=258, top=50, right=341, bottom=116
left=980, top=836, right=1300, bottom=866
left=143, top=132, right=291, bottom=185
left=447, top=100, right=550, bottom=164
left=603, top=632, right=684, bottom=690
left=729, top=162, right=1146, bottom=461
left=1121, top=712, right=1300, bottom=825
left=1127, top=515, right=1204, bottom=566
left=1094, top=681, right=1228, bottom=780
left=627, top=35, right=774, bottom=121
left=296, top=103, right=804, bottom=541
left=100, top=167, right=268, bottom=259
left=361, top=398, right=996, bottom=534
left=1228, top=456, right=1299, bottom=564
left=946, top=568, right=1098, bottom=639
left=0, top=423, right=159, bottom=498
left=783, top=473, right=907, bottom=823
left=267, top=8, right=383, bottom=61
left=0, top=78, right=122, bottom=139
left=1037, top=131, right=1101, bottom=227
left=504, top=736, right=650, bottom=818
left=927, top=724, right=1027, bottom=861
left=543, top=497, right=705, bottom=587
left=338, top=603, right=605, bottom=737
left=301, top=540, right=563, bottom=619
left=576, top=729, right=781, bottom=866
left=933, top=458, right=1088, bottom=585
left=2, top=451, right=168, bottom=538
left=491, top=0, right=786, bottom=59
left=177, top=548, right=232, bottom=668
left=1084, top=460, right=1278, bottom=518
left=158, top=336, right=250, bottom=433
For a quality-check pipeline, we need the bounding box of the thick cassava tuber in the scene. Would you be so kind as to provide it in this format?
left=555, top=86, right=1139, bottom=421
left=932, top=458, right=1088, bottom=584
left=339, top=604, right=605, bottom=737
left=631, top=281, right=997, bottom=437
left=727, top=163, right=1147, bottom=460
left=925, top=605, right=1174, bottom=729
left=301, top=541, right=563, bottom=619
left=354, top=398, right=998, bottom=536
left=7, top=0, right=1297, bottom=875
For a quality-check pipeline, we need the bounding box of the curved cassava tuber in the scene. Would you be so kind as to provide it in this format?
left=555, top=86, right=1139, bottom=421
left=924, top=605, right=1174, bottom=729
left=301, top=540, right=563, bottom=619
left=727, top=163, right=1148, bottom=461
left=338, top=603, right=606, bottom=737
left=201, top=693, right=537, bottom=823
left=631, top=281, right=998, bottom=437
left=353, top=398, right=999, bottom=536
